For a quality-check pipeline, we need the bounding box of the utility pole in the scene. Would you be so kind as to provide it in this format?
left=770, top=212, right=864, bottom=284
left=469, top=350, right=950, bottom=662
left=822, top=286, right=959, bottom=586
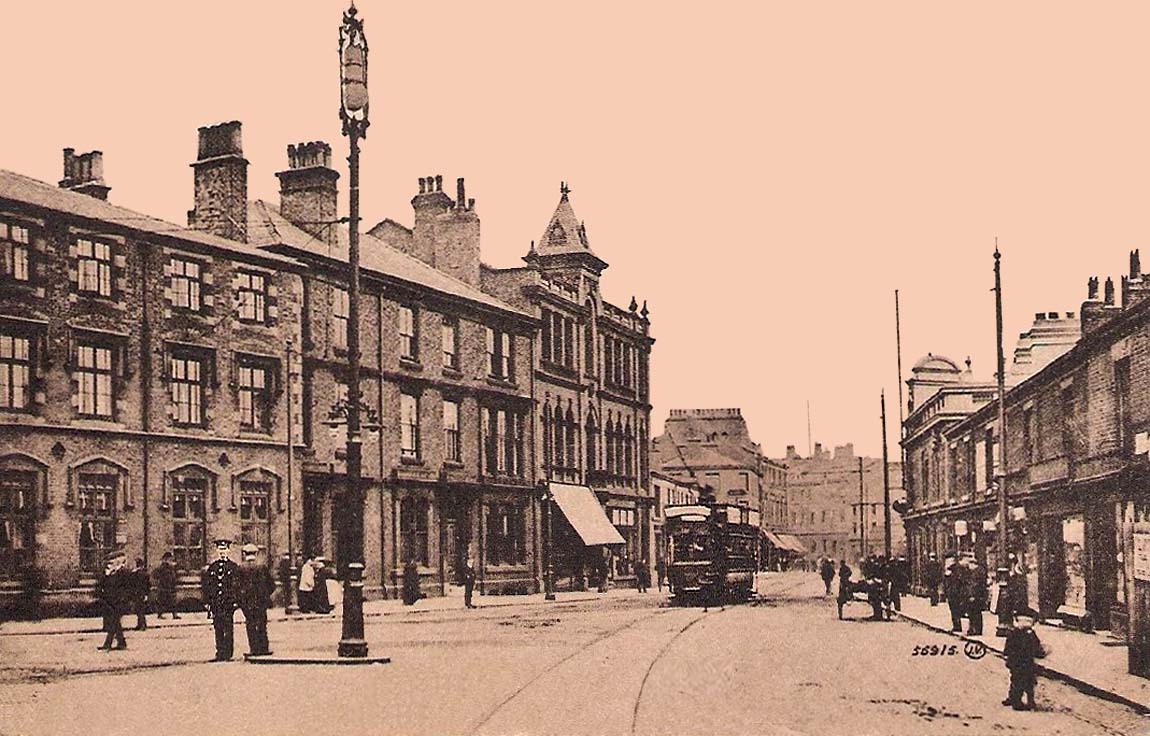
left=285, top=337, right=297, bottom=614
left=858, top=456, right=865, bottom=561
left=993, top=242, right=1011, bottom=637
left=881, top=391, right=891, bottom=560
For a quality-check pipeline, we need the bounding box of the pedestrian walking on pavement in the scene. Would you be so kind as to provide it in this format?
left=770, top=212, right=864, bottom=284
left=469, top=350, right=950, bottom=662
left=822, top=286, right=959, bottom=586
left=297, top=556, right=317, bottom=613
left=943, top=552, right=966, bottom=632
left=402, top=558, right=422, bottom=605
left=655, top=556, right=666, bottom=592
left=635, top=558, right=651, bottom=593
left=201, top=538, right=240, bottom=661
left=153, top=552, right=180, bottom=619
left=819, top=557, right=835, bottom=596
left=95, top=551, right=131, bottom=651
left=1003, top=608, right=1045, bottom=710
left=311, top=557, right=333, bottom=613
left=462, top=557, right=477, bottom=609
left=237, top=544, right=274, bottom=656
left=965, top=554, right=988, bottom=636
left=923, top=552, right=942, bottom=606
left=1006, top=553, right=1029, bottom=615
left=888, top=556, right=908, bottom=612
left=276, top=552, right=294, bottom=612
left=131, top=558, right=150, bottom=631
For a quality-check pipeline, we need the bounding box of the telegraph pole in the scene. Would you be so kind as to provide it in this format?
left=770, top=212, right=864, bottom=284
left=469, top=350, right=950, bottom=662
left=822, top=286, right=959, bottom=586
left=858, top=456, right=866, bottom=560
left=993, top=242, right=1011, bottom=637
left=882, top=391, right=892, bottom=560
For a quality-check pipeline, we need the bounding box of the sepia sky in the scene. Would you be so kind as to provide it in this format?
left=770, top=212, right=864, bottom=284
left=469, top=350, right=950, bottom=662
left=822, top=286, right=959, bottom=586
left=5, top=1, right=1150, bottom=458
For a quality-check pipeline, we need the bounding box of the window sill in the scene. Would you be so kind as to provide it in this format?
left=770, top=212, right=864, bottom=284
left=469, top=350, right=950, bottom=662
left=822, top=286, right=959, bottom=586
left=400, top=357, right=422, bottom=370
left=400, top=456, right=424, bottom=466
left=443, top=460, right=465, bottom=469
left=486, top=376, right=518, bottom=390
left=442, top=366, right=463, bottom=379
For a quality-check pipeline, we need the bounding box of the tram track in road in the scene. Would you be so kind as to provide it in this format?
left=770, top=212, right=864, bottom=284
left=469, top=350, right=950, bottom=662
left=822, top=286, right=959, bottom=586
left=464, top=604, right=678, bottom=736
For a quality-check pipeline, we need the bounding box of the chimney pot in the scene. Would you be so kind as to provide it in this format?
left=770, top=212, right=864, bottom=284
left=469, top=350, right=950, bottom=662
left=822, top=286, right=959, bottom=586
left=435, top=174, right=443, bottom=192
left=457, top=177, right=465, bottom=206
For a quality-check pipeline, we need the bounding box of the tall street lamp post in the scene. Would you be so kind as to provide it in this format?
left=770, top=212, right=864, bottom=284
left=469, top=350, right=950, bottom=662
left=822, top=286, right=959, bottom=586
left=338, top=1, right=370, bottom=659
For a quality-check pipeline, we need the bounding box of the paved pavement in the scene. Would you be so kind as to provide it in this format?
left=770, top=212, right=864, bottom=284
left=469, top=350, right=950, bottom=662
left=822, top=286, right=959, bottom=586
left=892, top=590, right=1150, bottom=712
left=1, top=572, right=1147, bottom=736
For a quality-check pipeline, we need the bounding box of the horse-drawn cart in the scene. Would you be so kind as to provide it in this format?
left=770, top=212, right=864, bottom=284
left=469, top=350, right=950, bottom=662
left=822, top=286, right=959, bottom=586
left=837, top=577, right=891, bottom=621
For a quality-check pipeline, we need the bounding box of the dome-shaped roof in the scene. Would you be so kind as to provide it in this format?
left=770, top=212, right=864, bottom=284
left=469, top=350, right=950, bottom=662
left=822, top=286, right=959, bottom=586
left=912, top=353, right=961, bottom=374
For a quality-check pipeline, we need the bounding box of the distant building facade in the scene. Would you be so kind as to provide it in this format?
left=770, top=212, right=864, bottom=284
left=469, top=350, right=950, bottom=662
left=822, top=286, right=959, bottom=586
left=650, top=408, right=787, bottom=530
left=777, top=443, right=905, bottom=566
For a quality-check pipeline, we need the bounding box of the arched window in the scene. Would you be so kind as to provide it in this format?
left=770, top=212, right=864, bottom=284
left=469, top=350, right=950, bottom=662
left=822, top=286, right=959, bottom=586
left=0, top=454, right=44, bottom=580
left=73, top=458, right=128, bottom=575
left=234, top=467, right=279, bottom=554
left=167, top=464, right=216, bottom=572
left=565, top=406, right=577, bottom=475
left=624, top=419, right=634, bottom=481
left=584, top=302, right=596, bottom=376
left=541, top=404, right=553, bottom=471
left=586, top=411, right=598, bottom=472
left=400, top=496, right=429, bottom=565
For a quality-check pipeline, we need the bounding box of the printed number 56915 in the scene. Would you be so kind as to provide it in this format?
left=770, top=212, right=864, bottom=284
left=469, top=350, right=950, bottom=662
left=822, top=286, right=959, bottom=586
left=911, top=644, right=957, bottom=656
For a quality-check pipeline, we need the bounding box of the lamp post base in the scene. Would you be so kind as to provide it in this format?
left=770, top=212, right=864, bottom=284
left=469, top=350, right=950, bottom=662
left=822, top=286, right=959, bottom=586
left=338, top=639, right=369, bottom=658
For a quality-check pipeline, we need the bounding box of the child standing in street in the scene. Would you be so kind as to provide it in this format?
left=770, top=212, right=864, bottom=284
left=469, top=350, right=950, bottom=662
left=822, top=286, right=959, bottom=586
left=1003, top=608, right=1045, bottom=710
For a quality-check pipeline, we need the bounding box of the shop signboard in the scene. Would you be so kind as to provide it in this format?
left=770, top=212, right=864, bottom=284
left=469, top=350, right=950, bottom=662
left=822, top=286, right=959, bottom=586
left=954, top=520, right=968, bottom=536
left=1133, top=532, right=1150, bottom=582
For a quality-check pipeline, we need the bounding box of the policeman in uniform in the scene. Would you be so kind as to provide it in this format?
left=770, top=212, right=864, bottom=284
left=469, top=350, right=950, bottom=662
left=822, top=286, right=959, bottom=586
left=201, top=538, right=240, bottom=661
left=237, top=543, right=275, bottom=656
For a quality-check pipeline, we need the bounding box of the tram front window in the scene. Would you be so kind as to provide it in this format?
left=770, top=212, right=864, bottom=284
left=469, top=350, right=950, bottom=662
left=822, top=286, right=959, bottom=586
left=671, top=529, right=712, bottom=561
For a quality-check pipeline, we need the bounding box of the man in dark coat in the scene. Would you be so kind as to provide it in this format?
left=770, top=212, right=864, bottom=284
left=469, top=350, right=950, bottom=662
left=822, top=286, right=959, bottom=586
left=943, top=553, right=966, bottom=632
left=1002, top=609, right=1044, bottom=710
left=402, top=558, right=421, bottom=605
left=95, top=551, right=132, bottom=650
left=923, top=553, right=943, bottom=606
left=836, top=560, right=853, bottom=620
left=131, top=558, right=150, bottom=631
left=888, top=557, right=908, bottom=612
left=819, top=557, right=835, bottom=596
left=311, top=557, right=333, bottom=614
left=201, top=538, right=240, bottom=661
left=965, top=554, right=988, bottom=636
left=276, top=553, right=294, bottom=613
left=237, top=544, right=275, bottom=656
left=153, top=551, right=180, bottom=619
left=462, top=558, right=477, bottom=609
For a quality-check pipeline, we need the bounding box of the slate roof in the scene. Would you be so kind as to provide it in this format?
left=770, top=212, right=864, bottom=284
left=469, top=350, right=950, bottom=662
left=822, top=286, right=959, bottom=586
left=534, top=189, right=599, bottom=258
left=248, top=201, right=529, bottom=318
left=0, top=169, right=298, bottom=267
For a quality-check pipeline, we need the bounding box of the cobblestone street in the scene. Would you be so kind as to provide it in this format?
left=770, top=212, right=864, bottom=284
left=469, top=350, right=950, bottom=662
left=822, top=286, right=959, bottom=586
left=2, top=573, right=1146, bottom=736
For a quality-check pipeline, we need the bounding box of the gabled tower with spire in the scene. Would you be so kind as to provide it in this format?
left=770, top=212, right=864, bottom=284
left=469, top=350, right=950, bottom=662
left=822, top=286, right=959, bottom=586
left=524, top=182, right=609, bottom=284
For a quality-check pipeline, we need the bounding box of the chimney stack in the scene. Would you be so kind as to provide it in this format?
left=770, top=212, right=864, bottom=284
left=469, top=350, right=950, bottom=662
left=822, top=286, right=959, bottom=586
left=409, top=174, right=482, bottom=285
left=276, top=141, right=340, bottom=249
left=59, top=148, right=111, bottom=200
left=188, top=121, right=248, bottom=243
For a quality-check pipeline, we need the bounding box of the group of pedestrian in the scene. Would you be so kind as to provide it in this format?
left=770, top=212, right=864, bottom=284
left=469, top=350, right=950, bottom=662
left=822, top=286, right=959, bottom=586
left=296, top=555, right=334, bottom=614
left=931, top=551, right=989, bottom=635
left=819, top=554, right=908, bottom=621
left=95, top=539, right=279, bottom=661
left=200, top=538, right=275, bottom=660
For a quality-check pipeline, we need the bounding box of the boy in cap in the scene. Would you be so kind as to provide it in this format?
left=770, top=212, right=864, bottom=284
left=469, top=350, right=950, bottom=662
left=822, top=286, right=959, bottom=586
left=237, top=544, right=274, bottom=656
left=1002, top=608, right=1044, bottom=710
left=96, top=551, right=131, bottom=650
left=201, top=538, right=240, bottom=661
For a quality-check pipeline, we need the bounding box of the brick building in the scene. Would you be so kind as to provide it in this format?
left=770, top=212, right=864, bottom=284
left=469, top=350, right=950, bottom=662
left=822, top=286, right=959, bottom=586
left=0, top=123, right=655, bottom=613
left=777, top=443, right=905, bottom=567
left=0, top=140, right=304, bottom=614
left=482, top=186, right=656, bottom=589
left=900, top=257, right=1150, bottom=677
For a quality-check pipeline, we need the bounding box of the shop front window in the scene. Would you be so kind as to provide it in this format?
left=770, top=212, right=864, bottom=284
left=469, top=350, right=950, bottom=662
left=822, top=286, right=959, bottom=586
left=1062, top=514, right=1087, bottom=610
